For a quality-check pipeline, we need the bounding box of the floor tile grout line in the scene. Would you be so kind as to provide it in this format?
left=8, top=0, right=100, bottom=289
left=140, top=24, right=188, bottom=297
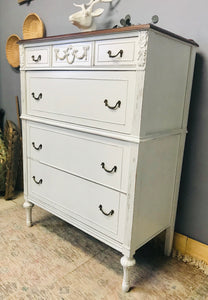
left=50, top=247, right=110, bottom=286
left=8, top=198, right=112, bottom=285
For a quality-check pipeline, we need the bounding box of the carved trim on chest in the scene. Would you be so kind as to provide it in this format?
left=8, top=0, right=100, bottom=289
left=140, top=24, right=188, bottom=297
left=54, top=45, right=90, bottom=64
left=137, top=32, right=148, bottom=70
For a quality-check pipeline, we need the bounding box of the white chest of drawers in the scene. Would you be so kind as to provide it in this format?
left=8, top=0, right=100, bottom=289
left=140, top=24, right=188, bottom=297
left=19, top=24, right=198, bottom=292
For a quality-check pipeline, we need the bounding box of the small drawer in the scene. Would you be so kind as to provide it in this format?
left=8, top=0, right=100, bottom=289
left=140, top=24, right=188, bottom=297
left=52, top=42, right=92, bottom=67
left=27, top=123, right=129, bottom=192
left=25, top=47, right=50, bottom=68
left=28, top=159, right=123, bottom=240
left=95, top=38, right=136, bottom=66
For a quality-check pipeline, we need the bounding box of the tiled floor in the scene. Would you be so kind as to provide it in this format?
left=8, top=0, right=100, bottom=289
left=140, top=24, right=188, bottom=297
left=0, top=193, right=208, bottom=299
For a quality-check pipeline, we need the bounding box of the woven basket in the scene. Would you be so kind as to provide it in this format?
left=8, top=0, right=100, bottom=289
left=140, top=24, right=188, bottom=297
left=6, top=34, right=21, bottom=68
left=23, top=13, right=45, bottom=39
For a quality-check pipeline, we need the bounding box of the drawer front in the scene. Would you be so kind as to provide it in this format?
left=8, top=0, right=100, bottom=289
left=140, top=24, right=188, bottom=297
left=52, top=42, right=92, bottom=67
left=95, top=38, right=137, bottom=66
left=28, top=159, right=124, bottom=240
left=25, top=47, right=50, bottom=68
left=27, top=123, right=129, bottom=192
left=26, top=71, right=136, bottom=133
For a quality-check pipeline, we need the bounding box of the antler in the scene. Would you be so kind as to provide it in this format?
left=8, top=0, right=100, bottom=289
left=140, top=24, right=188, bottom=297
left=86, top=0, right=112, bottom=10
left=73, top=3, right=85, bottom=10
left=86, top=0, right=95, bottom=6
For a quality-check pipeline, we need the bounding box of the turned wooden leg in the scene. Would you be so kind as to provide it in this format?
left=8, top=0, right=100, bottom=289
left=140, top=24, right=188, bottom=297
left=164, top=226, right=174, bottom=256
left=23, top=201, right=34, bottom=227
left=120, top=255, right=136, bottom=292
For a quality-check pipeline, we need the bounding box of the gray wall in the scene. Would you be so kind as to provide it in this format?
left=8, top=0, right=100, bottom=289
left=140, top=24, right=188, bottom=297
left=0, top=0, right=207, bottom=245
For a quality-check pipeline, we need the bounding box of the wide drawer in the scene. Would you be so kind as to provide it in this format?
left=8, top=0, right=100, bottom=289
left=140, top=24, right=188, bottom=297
left=28, top=159, right=125, bottom=240
left=27, top=123, right=130, bottom=192
left=26, top=71, right=137, bottom=133
left=52, top=42, right=92, bottom=67
left=95, top=37, right=137, bottom=66
left=25, top=47, right=50, bottom=68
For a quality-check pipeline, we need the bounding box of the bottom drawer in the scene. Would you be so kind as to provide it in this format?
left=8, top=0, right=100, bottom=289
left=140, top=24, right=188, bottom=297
left=28, top=159, right=124, bottom=241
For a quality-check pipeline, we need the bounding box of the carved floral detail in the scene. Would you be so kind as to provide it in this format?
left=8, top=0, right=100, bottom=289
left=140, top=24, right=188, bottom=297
left=137, top=31, right=148, bottom=70
left=54, top=46, right=89, bottom=64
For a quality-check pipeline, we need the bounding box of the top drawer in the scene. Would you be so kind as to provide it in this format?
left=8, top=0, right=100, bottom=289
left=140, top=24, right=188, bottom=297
left=25, top=47, right=50, bottom=68
left=95, top=37, right=137, bottom=66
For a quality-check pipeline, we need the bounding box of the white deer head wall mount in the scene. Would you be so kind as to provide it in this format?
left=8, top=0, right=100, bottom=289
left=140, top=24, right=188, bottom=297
left=69, top=0, right=112, bottom=32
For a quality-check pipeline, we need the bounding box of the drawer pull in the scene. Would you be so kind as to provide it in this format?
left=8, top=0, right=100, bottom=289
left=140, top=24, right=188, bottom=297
left=99, top=205, right=114, bottom=216
left=104, top=99, right=121, bottom=110
left=32, top=142, right=42, bottom=151
left=32, top=93, right=42, bottom=100
left=101, top=162, right=117, bottom=173
left=107, top=49, right=123, bottom=58
left=31, top=55, right=41, bottom=62
left=32, top=176, right=43, bottom=185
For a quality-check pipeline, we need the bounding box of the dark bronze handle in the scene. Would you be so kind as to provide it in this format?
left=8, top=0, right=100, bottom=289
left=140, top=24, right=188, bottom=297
left=104, top=99, right=121, bottom=110
left=107, top=49, right=123, bottom=58
left=32, top=93, right=42, bottom=100
left=32, top=142, right=42, bottom=150
left=101, top=162, right=117, bottom=173
left=31, top=55, right=41, bottom=62
left=99, top=205, right=114, bottom=216
left=32, top=176, right=43, bottom=185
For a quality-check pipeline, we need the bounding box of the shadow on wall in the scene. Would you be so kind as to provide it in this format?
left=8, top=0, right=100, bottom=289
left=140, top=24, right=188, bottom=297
left=188, top=53, right=205, bottom=130
left=176, top=52, right=205, bottom=231
left=18, top=0, right=33, bottom=6
left=101, top=0, right=121, bottom=29
left=10, top=65, right=20, bottom=74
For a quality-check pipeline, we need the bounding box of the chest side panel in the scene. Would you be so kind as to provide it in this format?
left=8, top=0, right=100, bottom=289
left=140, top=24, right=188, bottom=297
left=140, top=31, right=191, bottom=136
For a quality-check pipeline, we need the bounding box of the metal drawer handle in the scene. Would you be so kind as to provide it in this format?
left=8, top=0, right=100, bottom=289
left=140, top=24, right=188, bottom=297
left=99, top=205, right=114, bottom=216
left=101, top=162, right=117, bottom=173
left=32, top=142, right=42, bottom=151
left=107, top=49, right=123, bottom=58
left=32, top=176, right=43, bottom=185
left=104, top=99, right=121, bottom=110
left=31, top=55, right=41, bottom=62
left=32, top=93, right=42, bottom=100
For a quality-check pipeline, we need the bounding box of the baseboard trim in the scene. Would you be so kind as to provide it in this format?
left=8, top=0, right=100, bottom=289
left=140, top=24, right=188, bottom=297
left=173, top=232, right=208, bottom=275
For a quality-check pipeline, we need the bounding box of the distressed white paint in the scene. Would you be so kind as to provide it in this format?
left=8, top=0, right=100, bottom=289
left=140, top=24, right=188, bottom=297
left=25, top=47, right=51, bottom=68
left=19, top=28, right=197, bottom=292
left=26, top=70, right=136, bottom=134
left=23, top=201, right=34, bottom=227
left=120, top=256, right=136, bottom=292
left=27, top=122, right=131, bottom=193
left=95, top=37, right=137, bottom=66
